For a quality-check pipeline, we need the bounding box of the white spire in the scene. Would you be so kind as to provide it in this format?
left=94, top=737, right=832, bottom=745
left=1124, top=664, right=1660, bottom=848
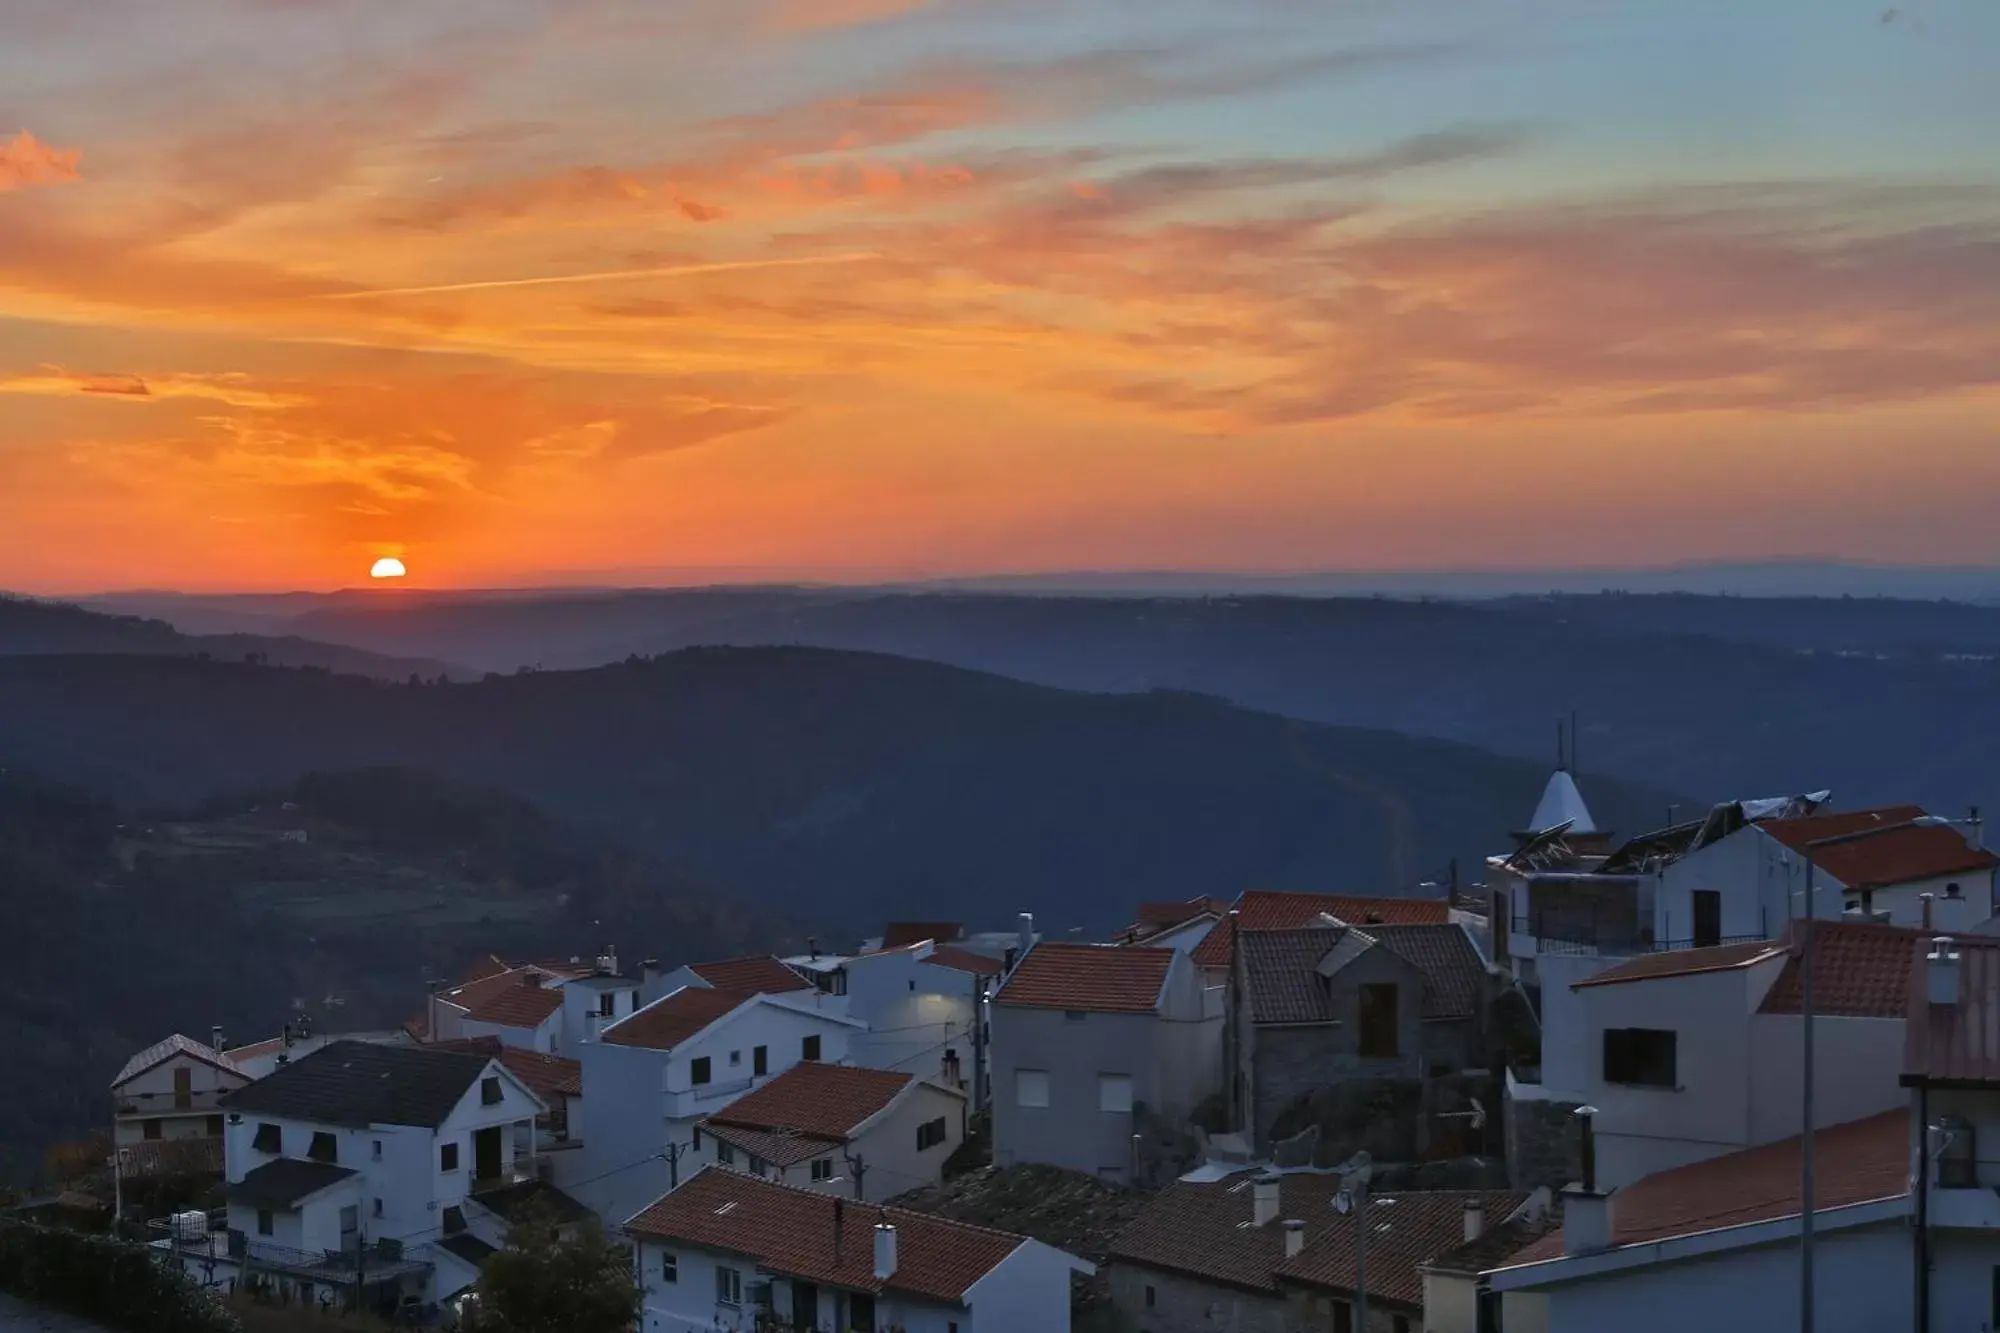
left=1530, top=769, right=1598, bottom=835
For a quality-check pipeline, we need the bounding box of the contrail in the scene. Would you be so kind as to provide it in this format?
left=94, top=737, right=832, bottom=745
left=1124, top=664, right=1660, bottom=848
left=323, top=252, right=879, bottom=300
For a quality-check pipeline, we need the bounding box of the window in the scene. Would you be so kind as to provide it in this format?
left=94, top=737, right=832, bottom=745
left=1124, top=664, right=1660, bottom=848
left=1603, top=1028, right=1678, bottom=1088
left=1064, top=1010, right=1087, bottom=1023
left=754, top=1045, right=768, bottom=1076
left=717, top=1141, right=736, bottom=1166
left=307, top=1131, right=338, bottom=1164
left=812, top=1157, right=834, bottom=1182
left=716, top=1266, right=742, bottom=1306
left=371, top=1140, right=382, bottom=1161
left=206, top=1115, right=224, bottom=1137
left=1359, top=983, right=1399, bottom=1058
left=482, top=1076, right=503, bottom=1105
left=729, top=1049, right=742, bottom=1068
left=1016, top=1069, right=1050, bottom=1108
left=256, top=1209, right=274, bottom=1237
left=252, top=1123, right=281, bottom=1153
left=1099, top=1074, right=1134, bottom=1114
left=443, top=1206, right=466, bottom=1236
left=372, top=1198, right=383, bottom=1218
left=748, top=1155, right=767, bottom=1178
left=143, top=1119, right=162, bottom=1141
left=660, top=1251, right=678, bottom=1284
left=1145, top=1285, right=1156, bottom=1309
left=1333, top=1298, right=1353, bottom=1333
left=691, top=1056, right=712, bottom=1086
left=440, top=1142, right=460, bottom=1172
left=849, top=1290, right=876, bottom=1331
left=599, top=993, right=616, bottom=1018
left=802, top=1035, right=822, bottom=1062
left=917, top=1116, right=949, bottom=1151
left=1393, top=1316, right=1410, bottom=1333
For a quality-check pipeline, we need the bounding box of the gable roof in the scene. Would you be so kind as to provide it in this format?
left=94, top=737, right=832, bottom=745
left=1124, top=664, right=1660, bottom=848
left=882, top=922, right=965, bottom=949
left=1366, top=924, right=1488, bottom=1020
left=601, top=986, right=752, bottom=1051
left=927, top=946, right=1004, bottom=978
left=1570, top=940, right=1784, bottom=990
left=1759, top=920, right=1922, bottom=1018
left=426, top=1037, right=582, bottom=1103
left=227, top=1158, right=359, bottom=1210
left=704, top=1063, right=920, bottom=1166
left=1192, top=891, right=1450, bottom=969
left=1421, top=1199, right=1560, bottom=1278
left=1500, top=1110, right=1907, bottom=1270
left=1761, top=806, right=1996, bottom=889
left=1240, top=924, right=1486, bottom=1024
left=113, top=1034, right=244, bottom=1089
left=687, top=955, right=814, bottom=995
left=994, top=941, right=1174, bottom=1014
left=1904, top=934, right=2000, bottom=1087
left=221, top=1040, right=509, bottom=1129
left=626, top=1168, right=1033, bottom=1303
left=1112, top=1171, right=1525, bottom=1307
left=463, top=982, right=566, bottom=1029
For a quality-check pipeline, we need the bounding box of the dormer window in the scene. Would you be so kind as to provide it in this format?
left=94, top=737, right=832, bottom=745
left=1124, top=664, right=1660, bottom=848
left=482, top=1076, right=503, bottom=1106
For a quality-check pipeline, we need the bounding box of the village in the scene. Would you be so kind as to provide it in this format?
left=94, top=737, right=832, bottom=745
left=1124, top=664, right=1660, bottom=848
left=93, top=762, right=1999, bottom=1333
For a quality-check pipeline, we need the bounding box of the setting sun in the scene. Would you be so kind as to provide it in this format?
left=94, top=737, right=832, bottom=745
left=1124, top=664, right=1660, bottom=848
left=369, top=557, right=407, bottom=580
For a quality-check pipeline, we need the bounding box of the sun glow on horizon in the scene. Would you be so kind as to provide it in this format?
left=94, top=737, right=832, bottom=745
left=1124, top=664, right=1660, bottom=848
left=369, top=557, right=408, bottom=580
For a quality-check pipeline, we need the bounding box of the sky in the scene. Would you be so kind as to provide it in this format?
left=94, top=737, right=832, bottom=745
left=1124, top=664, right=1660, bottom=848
left=1, top=0, right=1996, bottom=592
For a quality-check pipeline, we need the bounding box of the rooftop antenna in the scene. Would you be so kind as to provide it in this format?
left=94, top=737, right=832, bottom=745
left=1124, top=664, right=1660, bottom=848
left=1556, top=718, right=1566, bottom=772
left=1571, top=709, right=1580, bottom=779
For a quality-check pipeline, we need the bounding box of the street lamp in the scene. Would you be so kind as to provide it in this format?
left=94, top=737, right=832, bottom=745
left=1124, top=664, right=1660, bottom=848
left=1334, top=1152, right=1394, bottom=1331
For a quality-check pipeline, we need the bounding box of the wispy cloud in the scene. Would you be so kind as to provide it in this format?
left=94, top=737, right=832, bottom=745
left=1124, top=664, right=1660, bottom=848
left=320, top=252, right=881, bottom=300
left=0, top=365, right=307, bottom=408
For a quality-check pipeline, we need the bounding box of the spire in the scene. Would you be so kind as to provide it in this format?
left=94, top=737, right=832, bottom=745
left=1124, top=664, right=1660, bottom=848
left=1530, top=769, right=1598, bottom=835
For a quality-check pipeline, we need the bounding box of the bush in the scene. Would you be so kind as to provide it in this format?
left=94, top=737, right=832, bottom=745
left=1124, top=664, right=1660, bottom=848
left=0, top=1220, right=241, bottom=1333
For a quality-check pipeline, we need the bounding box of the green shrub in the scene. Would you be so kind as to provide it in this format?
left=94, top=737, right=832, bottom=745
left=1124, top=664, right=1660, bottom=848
left=0, top=1220, right=241, bottom=1333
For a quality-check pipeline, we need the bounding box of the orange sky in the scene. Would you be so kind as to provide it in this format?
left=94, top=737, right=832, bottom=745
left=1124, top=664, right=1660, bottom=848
left=2, top=0, right=1997, bottom=592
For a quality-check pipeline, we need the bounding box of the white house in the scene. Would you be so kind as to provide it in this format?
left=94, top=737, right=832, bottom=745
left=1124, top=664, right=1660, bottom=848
left=647, top=954, right=815, bottom=1006
left=625, top=1167, right=1091, bottom=1333
left=837, top=941, right=1001, bottom=1091
left=426, top=953, right=643, bottom=1054
left=689, top=1061, right=966, bottom=1201
left=112, top=1033, right=247, bottom=1147
left=569, top=985, right=866, bottom=1224
left=154, top=1040, right=547, bottom=1308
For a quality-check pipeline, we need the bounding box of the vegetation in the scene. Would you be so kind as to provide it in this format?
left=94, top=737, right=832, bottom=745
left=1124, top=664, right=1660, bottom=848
left=0, top=1219, right=241, bottom=1333
left=462, top=1214, right=639, bottom=1333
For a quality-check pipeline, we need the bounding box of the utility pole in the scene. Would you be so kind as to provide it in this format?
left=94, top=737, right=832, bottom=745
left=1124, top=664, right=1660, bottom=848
left=844, top=1150, right=867, bottom=1202
left=970, top=979, right=987, bottom=1110
left=355, top=1224, right=366, bottom=1316
left=1800, top=857, right=1816, bottom=1333
left=1335, top=1154, right=1374, bottom=1332
left=665, top=1141, right=684, bottom=1191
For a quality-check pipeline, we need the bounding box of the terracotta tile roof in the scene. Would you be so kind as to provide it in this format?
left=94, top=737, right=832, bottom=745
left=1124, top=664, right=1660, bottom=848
left=428, top=1037, right=582, bottom=1103
left=601, top=987, right=749, bottom=1051
left=1192, top=891, right=1450, bottom=969
left=688, top=955, right=813, bottom=995
left=703, top=1122, right=839, bottom=1169
left=1240, top=924, right=1486, bottom=1024
left=112, top=1033, right=244, bottom=1088
left=1421, top=1199, right=1560, bottom=1277
left=706, top=1063, right=915, bottom=1163
left=1501, top=1110, right=1909, bottom=1270
left=927, top=946, right=1004, bottom=978
left=1763, top=806, right=1997, bottom=889
left=1759, top=919, right=1922, bottom=1018
left=461, top=954, right=513, bottom=984
left=994, top=941, right=1174, bottom=1014
left=1904, top=935, right=2000, bottom=1087
left=1571, top=940, right=1784, bottom=990
left=1367, top=924, right=1487, bottom=1021
left=463, top=982, right=566, bottom=1029
left=882, top=922, right=965, bottom=949
left=626, top=1168, right=1029, bottom=1303
left=1112, top=1170, right=1523, bottom=1307
left=436, top=967, right=543, bottom=1016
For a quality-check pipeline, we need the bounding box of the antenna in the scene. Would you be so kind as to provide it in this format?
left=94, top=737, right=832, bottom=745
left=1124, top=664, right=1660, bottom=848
left=1571, top=709, right=1580, bottom=778
left=1556, top=718, right=1566, bottom=772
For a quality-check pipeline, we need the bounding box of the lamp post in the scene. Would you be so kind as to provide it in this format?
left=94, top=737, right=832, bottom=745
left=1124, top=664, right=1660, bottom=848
left=1334, top=1152, right=1375, bottom=1330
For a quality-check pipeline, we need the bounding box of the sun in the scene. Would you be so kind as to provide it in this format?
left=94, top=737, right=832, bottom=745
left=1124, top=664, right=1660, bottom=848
left=369, top=557, right=408, bottom=580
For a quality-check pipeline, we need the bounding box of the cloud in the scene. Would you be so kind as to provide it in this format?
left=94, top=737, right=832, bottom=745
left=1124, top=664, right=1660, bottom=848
left=759, top=0, right=933, bottom=31
left=0, top=130, right=81, bottom=193
left=321, top=252, right=879, bottom=300
left=0, top=365, right=308, bottom=408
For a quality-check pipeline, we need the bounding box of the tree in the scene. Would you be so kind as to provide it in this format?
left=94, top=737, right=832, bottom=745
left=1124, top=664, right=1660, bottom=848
left=462, top=1210, right=639, bottom=1333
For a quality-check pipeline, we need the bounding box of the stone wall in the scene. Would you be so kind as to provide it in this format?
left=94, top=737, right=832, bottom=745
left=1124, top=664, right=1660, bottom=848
left=1106, top=1262, right=1289, bottom=1333
left=1505, top=1089, right=1583, bottom=1192
left=1263, top=1072, right=1501, bottom=1170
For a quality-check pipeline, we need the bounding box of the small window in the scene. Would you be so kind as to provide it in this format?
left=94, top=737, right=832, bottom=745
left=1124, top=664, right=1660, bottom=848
left=691, top=1056, right=712, bottom=1086
left=440, top=1142, right=460, bottom=1172
left=1359, top=983, right=1399, bottom=1058
left=143, top=1119, right=162, bottom=1141
left=206, top=1115, right=224, bottom=1137
left=373, top=1198, right=383, bottom=1218
left=729, top=1050, right=742, bottom=1067
left=1099, top=1074, right=1134, bottom=1114
left=802, top=1035, right=822, bottom=1062
left=599, top=993, right=616, bottom=1018
left=717, top=1141, right=735, bottom=1166
left=917, top=1116, right=949, bottom=1151
left=1064, top=1010, right=1087, bottom=1023
left=482, top=1076, right=503, bottom=1105
left=754, top=1045, right=768, bottom=1076
left=716, top=1266, right=742, bottom=1306
left=661, top=1251, right=678, bottom=1284
left=307, top=1131, right=338, bottom=1164
left=1017, top=1069, right=1050, bottom=1108
left=1145, top=1285, right=1156, bottom=1309
left=252, top=1123, right=281, bottom=1153
left=1603, top=1028, right=1678, bottom=1088
left=748, top=1155, right=767, bottom=1178
left=1393, top=1316, right=1410, bottom=1333
left=1333, top=1299, right=1354, bottom=1333
left=850, top=1291, right=876, bottom=1330
left=371, top=1140, right=382, bottom=1161
left=812, top=1158, right=834, bottom=1182
left=256, top=1209, right=274, bottom=1237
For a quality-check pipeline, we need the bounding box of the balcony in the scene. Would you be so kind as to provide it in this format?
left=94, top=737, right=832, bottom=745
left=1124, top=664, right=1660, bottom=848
left=116, top=1089, right=232, bottom=1117
left=1512, top=917, right=1766, bottom=959
left=149, top=1219, right=435, bottom=1287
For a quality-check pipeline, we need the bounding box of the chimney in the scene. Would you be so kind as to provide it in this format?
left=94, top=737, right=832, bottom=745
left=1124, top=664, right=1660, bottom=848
left=211, top=1025, right=225, bottom=1053
left=1562, top=1106, right=1615, bottom=1257
left=1463, top=1198, right=1485, bottom=1244
left=1252, top=1173, right=1281, bottom=1227
left=808, top=936, right=821, bottom=961
left=1018, top=912, right=1036, bottom=957
left=281, top=1021, right=294, bottom=1050
left=597, top=946, right=619, bottom=976
left=1282, top=1219, right=1305, bottom=1258
left=1922, top=893, right=1936, bottom=931
left=641, top=959, right=661, bottom=992
left=1929, top=937, right=1962, bottom=1006
left=873, top=1223, right=898, bottom=1280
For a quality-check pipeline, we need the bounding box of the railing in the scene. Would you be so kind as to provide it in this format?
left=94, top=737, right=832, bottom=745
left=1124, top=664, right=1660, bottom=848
left=151, top=1225, right=434, bottom=1285
left=1515, top=919, right=1769, bottom=957
left=116, top=1089, right=231, bottom=1116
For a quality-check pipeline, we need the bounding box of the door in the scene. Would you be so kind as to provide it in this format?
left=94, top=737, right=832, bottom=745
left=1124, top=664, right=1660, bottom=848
left=792, top=1281, right=818, bottom=1330
left=173, top=1065, right=193, bottom=1110
left=1358, top=984, right=1399, bottom=1058
left=473, top=1126, right=503, bottom=1184
left=1692, top=890, right=1722, bottom=948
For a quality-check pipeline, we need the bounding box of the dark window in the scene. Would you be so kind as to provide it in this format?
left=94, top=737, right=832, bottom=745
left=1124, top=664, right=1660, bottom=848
left=691, top=1056, right=712, bottom=1085
left=1692, top=890, right=1722, bottom=948
left=1145, top=1285, right=1156, bottom=1309
left=716, top=1266, right=741, bottom=1306
left=373, top=1198, right=383, bottom=1218
left=307, top=1131, right=338, bottom=1164
left=1603, top=1028, right=1678, bottom=1087
left=482, top=1076, right=503, bottom=1105
left=812, top=1158, right=834, bottom=1181
left=754, top=1045, right=768, bottom=1076
left=440, top=1142, right=460, bottom=1172
left=802, top=1035, right=822, bottom=1062
left=1333, top=1299, right=1353, bottom=1333
left=252, top=1123, right=281, bottom=1153
left=1394, top=1317, right=1411, bottom=1333
left=717, top=1141, right=735, bottom=1166
left=1358, top=983, right=1399, bottom=1058
left=372, top=1140, right=382, bottom=1161
left=661, top=1251, right=678, bottom=1283
left=256, top=1209, right=274, bottom=1237
left=917, top=1117, right=948, bottom=1151
left=692, top=1126, right=702, bottom=1151
left=599, top=993, right=616, bottom=1017
left=849, top=1290, right=876, bottom=1332
left=143, top=1119, right=162, bottom=1141
left=747, top=1155, right=765, bottom=1176
left=206, top=1115, right=224, bottom=1137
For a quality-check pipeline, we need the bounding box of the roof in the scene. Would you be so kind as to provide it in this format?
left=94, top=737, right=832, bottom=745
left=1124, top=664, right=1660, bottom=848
left=1502, top=1110, right=1908, bottom=1270
left=1366, top=924, right=1487, bottom=1020
left=112, top=1034, right=244, bottom=1089
left=472, top=1179, right=593, bottom=1227
left=227, top=1159, right=359, bottom=1210
left=427, top=1038, right=582, bottom=1103
left=1762, top=806, right=1997, bottom=889
left=882, top=922, right=965, bottom=949
left=463, top=982, right=566, bottom=1029
left=687, top=955, right=814, bottom=995
left=1136, top=897, right=1229, bottom=927
left=601, top=986, right=750, bottom=1051
left=434, top=967, right=543, bottom=1017
left=439, top=1234, right=499, bottom=1266
left=1421, top=1200, right=1560, bottom=1277
left=461, top=955, right=513, bottom=984
left=1239, top=924, right=1486, bottom=1024
left=1528, top=770, right=1598, bottom=835
left=1111, top=1171, right=1524, bottom=1307
left=994, top=941, right=1174, bottom=1014
left=626, top=1168, right=1030, bottom=1304
left=1759, top=920, right=1922, bottom=1018
left=704, top=1064, right=916, bottom=1165
left=1904, top=935, right=2000, bottom=1087
left=1192, top=891, right=1450, bottom=969
left=221, top=1040, right=503, bottom=1129
left=1570, top=940, right=1784, bottom=990
left=116, top=1137, right=224, bottom=1179
left=927, top=946, right=1004, bottom=978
